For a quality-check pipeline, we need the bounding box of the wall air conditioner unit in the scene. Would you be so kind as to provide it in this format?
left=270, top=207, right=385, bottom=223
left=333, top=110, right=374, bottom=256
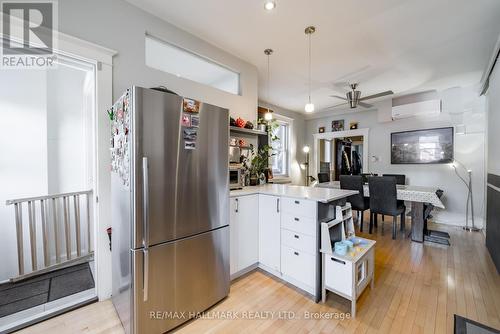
left=391, top=99, right=441, bottom=120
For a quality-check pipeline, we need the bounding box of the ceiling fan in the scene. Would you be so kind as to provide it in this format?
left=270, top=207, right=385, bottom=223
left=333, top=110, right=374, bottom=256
left=328, top=83, right=394, bottom=109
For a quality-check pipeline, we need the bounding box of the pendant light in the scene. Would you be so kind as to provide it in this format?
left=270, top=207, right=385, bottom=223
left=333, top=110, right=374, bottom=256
left=264, top=0, right=276, bottom=10
left=264, top=48, right=274, bottom=121
left=304, top=26, right=316, bottom=113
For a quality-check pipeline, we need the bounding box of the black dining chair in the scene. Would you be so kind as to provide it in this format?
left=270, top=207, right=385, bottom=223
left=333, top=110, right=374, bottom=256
left=368, top=176, right=406, bottom=239
left=360, top=173, right=377, bottom=184
left=381, top=174, right=406, bottom=221
left=382, top=174, right=406, bottom=185
left=317, top=172, right=330, bottom=183
left=340, top=175, right=370, bottom=232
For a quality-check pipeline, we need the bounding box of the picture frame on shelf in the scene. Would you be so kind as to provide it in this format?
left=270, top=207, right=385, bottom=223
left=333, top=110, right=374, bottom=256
left=332, top=120, right=344, bottom=132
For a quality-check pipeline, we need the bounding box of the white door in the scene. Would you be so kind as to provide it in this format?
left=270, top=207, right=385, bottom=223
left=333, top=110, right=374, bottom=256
left=259, top=194, right=281, bottom=272
left=229, top=197, right=238, bottom=275
left=236, top=195, right=259, bottom=270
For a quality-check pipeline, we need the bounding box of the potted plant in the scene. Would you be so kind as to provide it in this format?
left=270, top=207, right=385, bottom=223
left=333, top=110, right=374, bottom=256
left=242, top=144, right=275, bottom=186
left=256, top=118, right=267, bottom=132
left=240, top=119, right=280, bottom=186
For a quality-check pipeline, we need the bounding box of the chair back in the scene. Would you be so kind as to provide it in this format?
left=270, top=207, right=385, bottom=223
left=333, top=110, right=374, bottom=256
left=382, top=174, right=406, bottom=185
left=360, top=173, right=377, bottom=183
left=340, top=175, right=366, bottom=210
left=368, top=176, right=398, bottom=215
left=318, top=173, right=330, bottom=183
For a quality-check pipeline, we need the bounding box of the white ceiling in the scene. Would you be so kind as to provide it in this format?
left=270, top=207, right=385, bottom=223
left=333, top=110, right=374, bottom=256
left=125, top=0, right=500, bottom=114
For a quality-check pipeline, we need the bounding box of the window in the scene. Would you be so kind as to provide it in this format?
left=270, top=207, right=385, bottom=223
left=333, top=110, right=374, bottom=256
left=145, top=35, right=240, bottom=95
left=271, top=120, right=290, bottom=176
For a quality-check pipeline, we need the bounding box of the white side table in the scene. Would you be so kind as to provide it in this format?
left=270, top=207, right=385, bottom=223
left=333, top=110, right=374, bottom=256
left=321, top=238, right=375, bottom=317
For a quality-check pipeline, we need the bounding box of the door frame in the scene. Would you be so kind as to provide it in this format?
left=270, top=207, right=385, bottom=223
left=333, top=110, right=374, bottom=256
left=55, top=32, right=117, bottom=300
left=312, top=128, right=370, bottom=181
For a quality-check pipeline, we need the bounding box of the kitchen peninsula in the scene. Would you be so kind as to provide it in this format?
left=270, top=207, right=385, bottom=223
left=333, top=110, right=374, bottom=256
left=229, top=184, right=358, bottom=302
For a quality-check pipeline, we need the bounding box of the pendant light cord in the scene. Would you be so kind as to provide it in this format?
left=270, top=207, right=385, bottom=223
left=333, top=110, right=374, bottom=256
left=308, top=32, right=312, bottom=103
left=267, top=53, right=270, bottom=104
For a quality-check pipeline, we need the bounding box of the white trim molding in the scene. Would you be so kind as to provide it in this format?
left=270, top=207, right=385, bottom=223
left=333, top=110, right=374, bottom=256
left=312, top=128, right=370, bottom=180
left=480, top=33, right=500, bottom=95
left=51, top=33, right=115, bottom=301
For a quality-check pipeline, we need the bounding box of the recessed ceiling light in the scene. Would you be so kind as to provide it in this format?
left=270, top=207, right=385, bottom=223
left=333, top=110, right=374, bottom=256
left=264, top=1, right=276, bottom=11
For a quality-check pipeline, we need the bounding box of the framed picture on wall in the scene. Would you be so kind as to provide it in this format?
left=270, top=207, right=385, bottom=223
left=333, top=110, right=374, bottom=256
left=332, top=120, right=344, bottom=132
left=318, top=126, right=325, bottom=133
left=391, top=127, right=454, bottom=164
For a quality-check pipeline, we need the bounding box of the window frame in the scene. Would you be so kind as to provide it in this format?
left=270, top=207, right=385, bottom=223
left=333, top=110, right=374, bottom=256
left=270, top=117, right=291, bottom=178
left=145, top=34, right=241, bottom=95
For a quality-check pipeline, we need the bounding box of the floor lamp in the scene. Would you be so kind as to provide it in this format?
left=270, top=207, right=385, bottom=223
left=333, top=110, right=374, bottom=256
left=451, top=160, right=480, bottom=232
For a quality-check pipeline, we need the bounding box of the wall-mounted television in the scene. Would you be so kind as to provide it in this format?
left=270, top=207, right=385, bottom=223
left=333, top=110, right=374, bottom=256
left=391, top=127, right=454, bottom=164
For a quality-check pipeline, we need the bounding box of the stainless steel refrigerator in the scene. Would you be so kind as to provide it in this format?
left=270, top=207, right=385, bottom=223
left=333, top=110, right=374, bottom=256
left=111, top=86, right=230, bottom=334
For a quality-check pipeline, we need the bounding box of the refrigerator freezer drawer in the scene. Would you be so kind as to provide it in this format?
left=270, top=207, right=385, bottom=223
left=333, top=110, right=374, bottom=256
left=132, top=226, right=230, bottom=334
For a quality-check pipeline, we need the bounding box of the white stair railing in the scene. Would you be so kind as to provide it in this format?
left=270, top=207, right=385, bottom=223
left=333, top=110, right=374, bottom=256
left=5, top=190, right=93, bottom=281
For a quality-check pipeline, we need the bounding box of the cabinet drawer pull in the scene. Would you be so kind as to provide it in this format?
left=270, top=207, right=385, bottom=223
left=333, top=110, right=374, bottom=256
left=235, top=198, right=239, bottom=213
left=294, top=251, right=299, bottom=256
left=294, top=200, right=300, bottom=204
left=294, top=217, right=300, bottom=222
left=331, top=258, right=346, bottom=265
left=294, top=234, right=299, bottom=239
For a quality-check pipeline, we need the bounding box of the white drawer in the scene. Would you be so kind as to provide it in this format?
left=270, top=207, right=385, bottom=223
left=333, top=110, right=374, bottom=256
left=281, top=197, right=316, bottom=218
left=281, top=212, right=316, bottom=237
left=324, top=255, right=353, bottom=297
left=281, top=229, right=316, bottom=255
left=281, top=245, right=315, bottom=288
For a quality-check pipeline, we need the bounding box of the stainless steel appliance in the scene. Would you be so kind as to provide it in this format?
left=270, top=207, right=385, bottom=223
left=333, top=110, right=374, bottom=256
left=229, top=166, right=243, bottom=190
left=111, top=87, right=230, bottom=334
left=229, top=145, right=241, bottom=164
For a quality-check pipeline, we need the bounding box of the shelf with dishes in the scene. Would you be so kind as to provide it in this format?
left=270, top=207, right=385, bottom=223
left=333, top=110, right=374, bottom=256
left=229, top=144, right=253, bottom=150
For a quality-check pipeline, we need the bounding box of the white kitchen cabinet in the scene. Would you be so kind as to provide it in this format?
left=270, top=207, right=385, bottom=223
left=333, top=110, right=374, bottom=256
left=280, top=197, right=318, bottom=295
left=229, top=198, right=238, bottom=276
left=281, top=245, right=316, bottom=290
left=258, top=195, right=281, bottom=273
left=230, top=195, right=259, bottom=277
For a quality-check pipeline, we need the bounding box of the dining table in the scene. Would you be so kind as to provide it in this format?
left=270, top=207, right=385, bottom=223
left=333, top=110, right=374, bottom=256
left=316, top=181, right=446, bottom=243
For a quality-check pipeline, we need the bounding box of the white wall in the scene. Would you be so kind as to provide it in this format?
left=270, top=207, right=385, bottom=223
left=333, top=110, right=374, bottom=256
left=58, top=0, right=258, bottom=123
left=258, top=101, right=306, bottom=185
left=47, top=67, right=92, bottom=193
left=305, top=86, right=486, bottom=227
left=0, top=71, right=48, bottom=280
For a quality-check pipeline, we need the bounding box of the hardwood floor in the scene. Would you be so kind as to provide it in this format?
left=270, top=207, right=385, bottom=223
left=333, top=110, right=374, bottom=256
left=16, top=221, right=500, bottom=334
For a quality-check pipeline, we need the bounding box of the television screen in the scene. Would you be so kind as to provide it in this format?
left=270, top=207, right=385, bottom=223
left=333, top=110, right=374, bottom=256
left=391, top=127, right=454, bottom=164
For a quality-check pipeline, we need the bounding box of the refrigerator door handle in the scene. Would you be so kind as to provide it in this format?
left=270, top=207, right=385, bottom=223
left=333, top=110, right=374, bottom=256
left=143, top=248, right=149, bottom=302
left=142, top=157, right=149, bottom=247
left=142, top=157, right=150, bottom=302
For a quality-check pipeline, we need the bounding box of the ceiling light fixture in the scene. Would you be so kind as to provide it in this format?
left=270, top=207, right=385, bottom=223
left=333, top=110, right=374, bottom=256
left=304, top=26, right=316, bottom=113
left=264, top=0, right=276, bottom=11
left=264, top=48, right=274, bottom=121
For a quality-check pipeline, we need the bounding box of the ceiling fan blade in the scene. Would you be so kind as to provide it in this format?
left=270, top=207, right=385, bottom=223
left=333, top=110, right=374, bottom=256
left=323, top=102, right=348, bottom=110
left=329, top=95, right=348, bottom=101
left=357, top=101, right=374, bottom=108
left=359, top=90, right=394, bottom=101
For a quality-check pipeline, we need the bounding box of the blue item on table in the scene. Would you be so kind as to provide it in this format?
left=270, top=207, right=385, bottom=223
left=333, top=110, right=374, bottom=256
left=348, top=237, right=367, bottom=246
left=343, top=240, right=354, bottom=249
left=334, top=241, right=348, bottom=255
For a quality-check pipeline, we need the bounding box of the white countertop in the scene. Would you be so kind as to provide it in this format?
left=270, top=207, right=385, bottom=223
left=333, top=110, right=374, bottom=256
left=230, top=184, right=358, bottom=203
